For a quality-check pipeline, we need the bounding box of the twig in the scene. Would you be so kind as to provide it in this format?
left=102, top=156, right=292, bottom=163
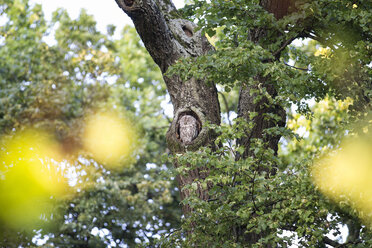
left=218, top=92, right=232, bottom=126
left=323, top=237, right=341, bottom=247
left=283, top=62, right=309, bottom=71
left=251, top=170, right=259, bottom=212
left=272, top=36, right=297, bottom=58
left=164, top=228, right=181, bottom=239
left=308, top=33, right=337, bottom=51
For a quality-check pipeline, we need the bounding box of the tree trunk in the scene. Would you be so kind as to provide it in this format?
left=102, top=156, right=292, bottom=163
left=235, top=1, right=294, bottom=244
left=260, top=0, right=296, bottom=19
left=114, top=0, right=220, bottom=214
left=235, top=0, right=292, bottom=165
left=237, top=76, right=286, bottom=160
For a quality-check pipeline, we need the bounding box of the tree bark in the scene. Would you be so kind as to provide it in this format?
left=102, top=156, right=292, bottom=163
left=115, top=0, right=220, bottom=214
left=260, top=0, right=296, bottom=19
left=237, top=76, right=286, bottom=158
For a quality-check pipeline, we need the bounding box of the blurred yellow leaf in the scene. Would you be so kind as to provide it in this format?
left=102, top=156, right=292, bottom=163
left=0, top=129, right=67, bottom=229
left=312, top=137, right=372, bottom=223
left=314, top=47, right=331, bottom=58
left=83, top=111, right=135, bottom=168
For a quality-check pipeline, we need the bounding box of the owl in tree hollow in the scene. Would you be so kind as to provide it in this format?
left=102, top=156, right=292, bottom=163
left=179, top=115, right=199, bottom=143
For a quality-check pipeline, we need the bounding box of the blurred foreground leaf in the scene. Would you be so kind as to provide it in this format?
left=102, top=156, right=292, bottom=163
left=0, top=129, right=67, bottom=230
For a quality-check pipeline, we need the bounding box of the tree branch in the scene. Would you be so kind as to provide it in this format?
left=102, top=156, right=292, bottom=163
left=308, top=33, right=337, bottom=52
left=323, top=236, right=341, bottom=247
left=272, top=36, right=297, bottom=58
left=115, top=0, right=211, bottom=72
left=283, top=62, right=309, bottom=71
left=323, top=236, right=362, bottom=248
left=115, top=0, right=178, bottom=72
left=218, top=92, right=232, bottom=126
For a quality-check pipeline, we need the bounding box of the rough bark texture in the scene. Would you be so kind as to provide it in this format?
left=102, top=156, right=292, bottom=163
left=115, top=0, right=221, bottom=214
left=260, top=0, right=296, bottom=19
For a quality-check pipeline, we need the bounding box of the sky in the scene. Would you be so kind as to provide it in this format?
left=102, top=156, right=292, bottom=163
left=30, top=0, right=184, bottom=38
left=31, top=0, right=132, bottom=35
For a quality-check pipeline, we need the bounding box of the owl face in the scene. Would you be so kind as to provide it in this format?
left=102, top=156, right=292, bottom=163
left=179, top=115, right=199, bottom=143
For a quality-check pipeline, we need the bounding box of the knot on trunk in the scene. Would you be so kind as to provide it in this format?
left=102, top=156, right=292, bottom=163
left=123, top=0, right=134, bottom=7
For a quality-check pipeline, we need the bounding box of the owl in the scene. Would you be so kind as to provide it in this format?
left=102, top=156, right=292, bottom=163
left=179, top=115, right=199, bottom=143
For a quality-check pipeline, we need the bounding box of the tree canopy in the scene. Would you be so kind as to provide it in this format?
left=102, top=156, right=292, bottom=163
left=0, top=0, right=372, bottom=247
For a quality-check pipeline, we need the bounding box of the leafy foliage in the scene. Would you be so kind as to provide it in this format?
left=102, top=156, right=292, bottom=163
left=1, top=0, right=372, bottom=247
left=165, top=0, right=372, bottom=247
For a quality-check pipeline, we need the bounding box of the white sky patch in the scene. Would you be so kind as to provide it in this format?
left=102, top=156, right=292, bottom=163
left=31, top=0, right=131, bottom=38
left=91, top=227, right=109, bottom=237
left=290, top=98, right=316, bottom=114
left=0, top=13, right=8, bottom=27
left=327, top=223, right=348, bottom=244
left=160, top=94, right=174, bottom=118
left=32, top=231, right=49, bottom=246
left=307, top=98, right=316, bottom=108
left=295, top=125, right=309, bottom=138
left=146, top=162, right=157, bottom=169
left=30, top=0, right=185, bottom=38
left=292, top=38, right=311, bottom=47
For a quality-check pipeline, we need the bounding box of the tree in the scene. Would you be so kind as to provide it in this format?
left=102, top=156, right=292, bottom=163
left=114, top=0, right=371, bottom=246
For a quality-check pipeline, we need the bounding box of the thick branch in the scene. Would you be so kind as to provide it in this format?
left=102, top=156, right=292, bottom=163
left=115, top=0, right=178, bottom=72
left=237, top=0, right=292, bottom=161
left=237, top=78, right=286, bottom=159
left=323, top=237, right=341, bottom=247
left=272, top=36, right=297, bottom=58
left=323, top=236, right=362, bottom=248
left=115, top=0, right=211, bottom=72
